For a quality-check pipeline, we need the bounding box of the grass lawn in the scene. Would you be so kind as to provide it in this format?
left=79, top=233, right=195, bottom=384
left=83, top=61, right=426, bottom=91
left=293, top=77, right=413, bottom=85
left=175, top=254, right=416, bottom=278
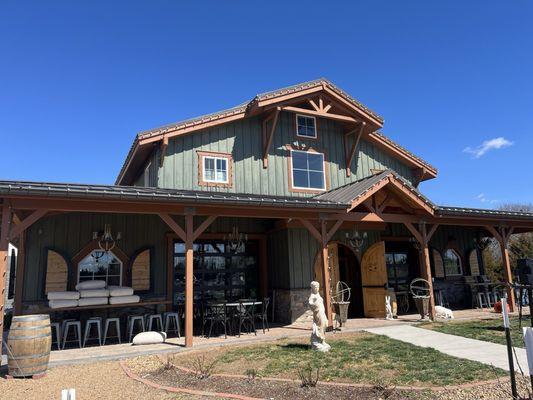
left=420, top=316, right=532, bottom=348
left=172, top=332, right=504, bottom=386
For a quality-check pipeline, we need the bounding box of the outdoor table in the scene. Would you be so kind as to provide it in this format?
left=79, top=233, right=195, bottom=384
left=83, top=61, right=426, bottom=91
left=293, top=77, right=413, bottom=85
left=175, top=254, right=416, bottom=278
left=206, top=301, right=262, bottom=336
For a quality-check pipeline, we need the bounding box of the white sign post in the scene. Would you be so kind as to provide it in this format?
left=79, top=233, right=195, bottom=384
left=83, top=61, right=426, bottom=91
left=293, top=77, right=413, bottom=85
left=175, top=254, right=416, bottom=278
left=502, top=294, right=518, bottom=398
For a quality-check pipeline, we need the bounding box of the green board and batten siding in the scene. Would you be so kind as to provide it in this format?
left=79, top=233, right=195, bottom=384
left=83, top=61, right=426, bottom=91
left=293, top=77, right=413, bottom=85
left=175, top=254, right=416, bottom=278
left=155, top=112, right=415, bottom=195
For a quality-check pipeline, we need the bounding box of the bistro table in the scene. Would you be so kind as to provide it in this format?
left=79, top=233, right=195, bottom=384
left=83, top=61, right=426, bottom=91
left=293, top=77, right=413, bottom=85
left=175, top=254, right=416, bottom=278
left=205, top=300, right=263, bottom=337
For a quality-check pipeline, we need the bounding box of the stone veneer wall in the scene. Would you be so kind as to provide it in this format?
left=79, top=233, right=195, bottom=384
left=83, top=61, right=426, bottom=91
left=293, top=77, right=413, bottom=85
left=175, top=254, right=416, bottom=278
left=273, top=288, right=313, bottom=324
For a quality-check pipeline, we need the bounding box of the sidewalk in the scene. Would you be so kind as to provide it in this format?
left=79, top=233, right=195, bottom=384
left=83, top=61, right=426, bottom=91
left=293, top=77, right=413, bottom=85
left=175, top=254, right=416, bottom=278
left=366, top=324, right=529, bottom=374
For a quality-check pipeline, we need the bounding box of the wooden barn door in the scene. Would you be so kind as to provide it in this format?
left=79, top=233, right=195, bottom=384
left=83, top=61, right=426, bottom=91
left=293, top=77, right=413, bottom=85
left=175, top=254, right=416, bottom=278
left=361, top=241, right=387, bottom=318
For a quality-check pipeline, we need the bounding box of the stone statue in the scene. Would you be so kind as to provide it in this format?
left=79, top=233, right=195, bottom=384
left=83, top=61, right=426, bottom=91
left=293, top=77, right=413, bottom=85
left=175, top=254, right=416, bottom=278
left=385, top=295, right=394, bottom=320
left=308, top=281, right=331, bottom=352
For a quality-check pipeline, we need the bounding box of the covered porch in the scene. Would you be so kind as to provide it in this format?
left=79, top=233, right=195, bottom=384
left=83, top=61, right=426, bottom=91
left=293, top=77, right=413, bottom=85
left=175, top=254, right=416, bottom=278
left=1, top=176, right=533, bottom=350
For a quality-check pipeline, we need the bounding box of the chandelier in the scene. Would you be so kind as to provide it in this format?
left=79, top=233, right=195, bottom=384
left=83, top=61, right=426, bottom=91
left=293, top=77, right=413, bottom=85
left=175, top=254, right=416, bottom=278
left=345, top=229, right=367, bottom=252
left=224, top=226, right=248, bottom=254
left=92, top=224, right=121, bottom=254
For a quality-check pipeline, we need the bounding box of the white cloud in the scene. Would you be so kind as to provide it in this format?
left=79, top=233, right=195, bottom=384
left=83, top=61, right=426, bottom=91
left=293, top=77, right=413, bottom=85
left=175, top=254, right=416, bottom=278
left=476, top=193, right=502, bottom=204
left=463, top=137, right=514, bottom=158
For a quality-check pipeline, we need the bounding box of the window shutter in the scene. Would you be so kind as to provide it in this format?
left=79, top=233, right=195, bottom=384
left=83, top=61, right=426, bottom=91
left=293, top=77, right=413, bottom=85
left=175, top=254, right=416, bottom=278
left=469, top=249, right=480, bottom=276
left=432, top=249, right=444, bottom=278
left=45, top=250, right=68, bottom=294
left=132, top=249, right=150, bottom=291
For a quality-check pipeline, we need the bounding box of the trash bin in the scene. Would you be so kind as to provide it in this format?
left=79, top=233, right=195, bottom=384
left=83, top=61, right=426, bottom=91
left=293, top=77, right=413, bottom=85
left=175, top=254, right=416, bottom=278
left=414, top=296, right=429, bottom=320
left=333, top=301, right=350, bottom=330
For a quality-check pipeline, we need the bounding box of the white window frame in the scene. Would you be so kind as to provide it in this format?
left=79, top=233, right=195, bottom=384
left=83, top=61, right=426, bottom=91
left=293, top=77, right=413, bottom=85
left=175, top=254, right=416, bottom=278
left=202, top=155, right=229, bottom=184
left=443, top=249, right=463, bottom=276
left=77, top=249, right=123, bottom=286
left=290, top=149, right=326, bottom=191
left=296, top=114, right=317, bottom=139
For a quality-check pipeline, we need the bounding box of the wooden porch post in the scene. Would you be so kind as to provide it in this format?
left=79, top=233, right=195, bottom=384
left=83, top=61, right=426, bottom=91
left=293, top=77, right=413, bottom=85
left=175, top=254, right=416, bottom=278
left=404, top=222, right=438, bottom=320
left=485, top=225, right=515, bottom=311
left=159, top=212, right=217, bottom=347
left=0, top=203, right=12, bottom=354
left=184, top=213, right=194, bottom=347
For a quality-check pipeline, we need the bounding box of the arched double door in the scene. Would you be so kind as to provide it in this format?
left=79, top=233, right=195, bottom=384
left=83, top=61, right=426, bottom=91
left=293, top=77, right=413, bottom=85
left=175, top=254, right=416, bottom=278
left=314, top=241, right=388, bottom=318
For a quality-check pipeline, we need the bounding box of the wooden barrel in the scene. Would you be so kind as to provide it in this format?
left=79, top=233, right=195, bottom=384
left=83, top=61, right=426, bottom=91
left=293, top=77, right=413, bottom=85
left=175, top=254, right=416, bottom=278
left=7, top=314, right=51, bottom=377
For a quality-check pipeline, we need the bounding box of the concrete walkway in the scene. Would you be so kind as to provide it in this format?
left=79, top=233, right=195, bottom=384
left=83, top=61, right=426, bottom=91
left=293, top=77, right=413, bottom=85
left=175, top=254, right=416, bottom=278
left=366, top=324, right=530, bottom=374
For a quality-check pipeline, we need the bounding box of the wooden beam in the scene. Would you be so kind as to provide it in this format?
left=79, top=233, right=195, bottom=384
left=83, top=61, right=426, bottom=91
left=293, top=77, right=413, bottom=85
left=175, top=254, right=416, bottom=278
left=376, top=194, right=389, bottom=214
left=325, top=219, right=343, bottom=244
left=320, top=220, right=333, bottom=326
left=403, top=222, right=424, bottom=244
left=9, top=209, right=48, bottom=241
left=159, top=136, right=168, bottom=167
left=192, top=215, right=217, bottom=241
left=159, top=213, right=186, bottom=242
left=13, top=231, right=25, bottom=315
left=297, top=218, right=322, bottom=242
left=309, top=99, right=320, bottom=111
left=0, top=203, right=11, bottom=354
left=323, top=103, right=332, bottom=113
left=345, top=122, right=366, bottom=177
left=184, top=213, right=194, bottom=347
left=262, top=107, right=280, bottom=168
left=281, top=106, right=358, bottom=123
left=426, top=224, right=439, bottom=242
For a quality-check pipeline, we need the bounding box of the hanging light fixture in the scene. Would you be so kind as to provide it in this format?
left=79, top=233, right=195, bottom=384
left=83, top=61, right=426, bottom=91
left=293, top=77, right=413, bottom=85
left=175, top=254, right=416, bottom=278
left=409, top=236, right=421, bottom=251
left=92, top=224, right=121, bottom=254
left=345, top=229, right=367, bottom=252
left=473, top=233, right=491, bottom=251
left=224, top=226, right=248, bottom=254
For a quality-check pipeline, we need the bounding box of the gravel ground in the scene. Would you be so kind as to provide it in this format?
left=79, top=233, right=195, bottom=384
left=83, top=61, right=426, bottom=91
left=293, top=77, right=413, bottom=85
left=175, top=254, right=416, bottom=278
left=0, top=360, right=194, bottom=400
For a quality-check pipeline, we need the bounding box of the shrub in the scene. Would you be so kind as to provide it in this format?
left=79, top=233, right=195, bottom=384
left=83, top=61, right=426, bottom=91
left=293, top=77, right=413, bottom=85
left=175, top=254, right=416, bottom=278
left=297, top=365, right=320, bottom=388
left=190, top=355, right=217, bottom=379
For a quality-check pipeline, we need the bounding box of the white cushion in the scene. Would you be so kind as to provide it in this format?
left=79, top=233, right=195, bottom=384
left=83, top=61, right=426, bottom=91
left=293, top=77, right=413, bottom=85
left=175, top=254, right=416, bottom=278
left=108, top=295, right=140, bottom=305
left=79, top=289, right=110, bottom=298
left=49, top=299, right=78, bottom=309
left=107, top=286, right=134, bottom=297
left=47, top=291, right=80, bottom=300
left=76, top=280, right=106, bottom=290
left=132, top=331, right=166, bottom=345
left=78, top=297, right=108, bottom=306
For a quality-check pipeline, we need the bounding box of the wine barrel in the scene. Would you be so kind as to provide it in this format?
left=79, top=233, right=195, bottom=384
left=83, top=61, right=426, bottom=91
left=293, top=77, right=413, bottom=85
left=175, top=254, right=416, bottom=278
left=7, top=314, right=51, bottom=377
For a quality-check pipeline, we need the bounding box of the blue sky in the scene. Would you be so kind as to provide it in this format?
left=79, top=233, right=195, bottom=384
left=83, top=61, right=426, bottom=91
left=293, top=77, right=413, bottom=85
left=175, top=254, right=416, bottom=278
left=1, top=1, right=532, bottom=208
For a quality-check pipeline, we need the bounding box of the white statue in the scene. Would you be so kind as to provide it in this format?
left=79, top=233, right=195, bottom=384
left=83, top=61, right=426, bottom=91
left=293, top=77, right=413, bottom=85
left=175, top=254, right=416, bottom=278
left=308, top=281, right=331, bottom=352
left=385, top=296, right=393, bottom=320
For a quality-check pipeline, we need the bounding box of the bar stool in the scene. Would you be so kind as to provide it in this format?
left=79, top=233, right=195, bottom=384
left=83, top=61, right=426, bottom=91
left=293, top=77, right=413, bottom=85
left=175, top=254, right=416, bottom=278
left=128, top=315, right=145, bottom=342
left=477, top=292, right=489, bottom=308
left=164, top=312, right=180, bottom=337
left=146, top=314, right=163, bottom=331
left=62, top=320, right=82, bottom=349
left=83, top=317, right=102, bottom=347
left=103, top=317, right=122, bottom=345
left=51, top=322, right=61, bottom=351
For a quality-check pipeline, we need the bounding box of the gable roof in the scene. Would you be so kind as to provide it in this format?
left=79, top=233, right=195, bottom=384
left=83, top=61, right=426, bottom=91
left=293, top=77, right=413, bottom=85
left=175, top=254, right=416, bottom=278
left=116, top=78, right=437, bottom=185
left=314, top=169, right=435, bottom=214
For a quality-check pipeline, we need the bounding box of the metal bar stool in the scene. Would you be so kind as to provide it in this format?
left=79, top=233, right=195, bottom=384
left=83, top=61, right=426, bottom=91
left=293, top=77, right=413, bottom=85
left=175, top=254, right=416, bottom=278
left=146, top=314, right=163, bottom=331
left=103, top=317, right=122, bottom=345
left=62, top=320, right=82, bottom=349
left=51, top=322, right=61, bottom=351
left=477, top=292, right=489, bottom=308
left=127, top=315, right=145, bottom=342
left=163, top=312, right=180, bottom=337
left=83, top=317, right=102, bottom=347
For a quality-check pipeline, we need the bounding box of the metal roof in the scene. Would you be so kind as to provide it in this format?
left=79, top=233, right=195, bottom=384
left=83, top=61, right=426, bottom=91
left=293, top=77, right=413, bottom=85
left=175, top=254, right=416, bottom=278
left=314, top=170, right=435, bottom=209
left=0, top=180, right=344, bottom=209
left=435, top=206, right=533, bottom=220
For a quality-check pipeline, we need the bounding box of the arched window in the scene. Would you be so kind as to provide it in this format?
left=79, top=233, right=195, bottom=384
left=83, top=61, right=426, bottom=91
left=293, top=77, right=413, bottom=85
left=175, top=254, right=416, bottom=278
left=78, top=250, right=123, bottom=286
left=443, top=249, right=463, bottom=276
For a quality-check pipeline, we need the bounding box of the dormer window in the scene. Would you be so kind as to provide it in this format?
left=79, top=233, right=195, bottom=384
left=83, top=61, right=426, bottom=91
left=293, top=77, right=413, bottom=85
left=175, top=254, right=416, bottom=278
left=290, top=150, right=326, bottom=191
left=197, top=151, right=233, bottom=187
left=296, top=114, right=317, bottom=138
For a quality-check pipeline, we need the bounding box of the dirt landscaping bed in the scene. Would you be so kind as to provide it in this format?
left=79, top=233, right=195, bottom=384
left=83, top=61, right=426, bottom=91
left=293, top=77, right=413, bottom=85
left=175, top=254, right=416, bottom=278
left=124, top=332, right=527, bottom=400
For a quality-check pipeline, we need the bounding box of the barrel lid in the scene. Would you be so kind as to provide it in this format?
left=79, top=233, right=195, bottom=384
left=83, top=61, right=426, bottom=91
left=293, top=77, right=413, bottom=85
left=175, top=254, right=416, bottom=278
left=12, top=314, right=50, bottom=322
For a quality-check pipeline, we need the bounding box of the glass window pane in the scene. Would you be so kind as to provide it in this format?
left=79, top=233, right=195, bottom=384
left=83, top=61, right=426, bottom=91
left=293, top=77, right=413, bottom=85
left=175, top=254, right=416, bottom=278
left=174, top=243, right=185, bottom=253
left=293, top=170, right=308, bottom=188
left=308, top=171, right=324, bottom=189
left=292, top=152, right=308, bottom=170
left=385, top=253, right=394, bottom=265
left=306, top=126, right=315, bottom=136
left=307, top=153, right=323, bottom=171
left=204, top=157, right=215, bottom=170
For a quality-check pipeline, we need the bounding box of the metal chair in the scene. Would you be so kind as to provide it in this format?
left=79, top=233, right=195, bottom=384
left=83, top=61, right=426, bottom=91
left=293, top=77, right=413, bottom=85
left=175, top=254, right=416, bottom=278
left=83, top=317, right=102, bottom=347
left=164, top=312, right=180, bottom=338
left=127, top=315, right=146, bottom=342
left=203, top=303, right=230, bottom=339
left=146, top=314, right=163, bottom=331
left=235, top=301, right=256, bottom=337
left=103, top=317, right=122, bottom=345
left=477, top=292, right=489, bottom=308
left=255, top=298, right=270, bottom=334
left=51, top=322, right=61, bottom=351
left=62, top=320, right=82, bottom=349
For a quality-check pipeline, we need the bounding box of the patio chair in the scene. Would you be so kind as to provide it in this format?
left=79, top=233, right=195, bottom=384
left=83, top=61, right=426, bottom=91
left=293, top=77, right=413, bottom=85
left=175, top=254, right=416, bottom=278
left=51, top=322, right=61, bottom=351
left=127, top=315, right=146, bottom=342
left=163, top=312, right=180, bottom=338
left=203, top=303, right=230, bottom=339
left=255, top=297, right=270, bottom=334
left=145, top=314, right=163, bottom=331
left=103, top=317, right=121, bottom=345
left=62, top=320, right=82, bottom=349
left=235, top=301, right=257, bottom=337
